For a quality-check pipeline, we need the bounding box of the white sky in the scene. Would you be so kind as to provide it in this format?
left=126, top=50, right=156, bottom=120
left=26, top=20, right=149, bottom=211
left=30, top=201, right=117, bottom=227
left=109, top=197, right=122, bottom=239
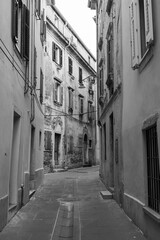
left=55, top=0, right=96, bottom=57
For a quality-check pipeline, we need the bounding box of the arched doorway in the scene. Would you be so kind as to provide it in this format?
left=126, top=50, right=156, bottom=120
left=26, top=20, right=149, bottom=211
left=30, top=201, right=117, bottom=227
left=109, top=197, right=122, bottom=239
left=83, top=134, right=88, bottom=165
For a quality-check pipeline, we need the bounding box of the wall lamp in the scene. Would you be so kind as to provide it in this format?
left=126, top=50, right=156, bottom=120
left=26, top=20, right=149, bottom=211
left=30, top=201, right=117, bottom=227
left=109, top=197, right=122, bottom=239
left=79, top=74, right=96, bottom=89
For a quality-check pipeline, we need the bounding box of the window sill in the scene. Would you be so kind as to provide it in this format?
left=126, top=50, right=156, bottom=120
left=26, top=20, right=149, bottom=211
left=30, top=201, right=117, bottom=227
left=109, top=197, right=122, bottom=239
left=143, top=206, right=160, bottom=223
left=138, top=46, right=153, bottom=73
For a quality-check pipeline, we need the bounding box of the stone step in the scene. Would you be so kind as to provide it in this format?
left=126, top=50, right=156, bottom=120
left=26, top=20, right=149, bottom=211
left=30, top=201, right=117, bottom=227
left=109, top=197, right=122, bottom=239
left=100, top=190, right=113, bottom=200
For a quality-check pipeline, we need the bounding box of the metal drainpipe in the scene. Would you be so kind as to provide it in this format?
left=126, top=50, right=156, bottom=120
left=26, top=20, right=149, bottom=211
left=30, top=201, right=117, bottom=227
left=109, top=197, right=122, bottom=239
left=64, top=22, right=71, bottom=167
left=30, top=0, right=35, bottom=123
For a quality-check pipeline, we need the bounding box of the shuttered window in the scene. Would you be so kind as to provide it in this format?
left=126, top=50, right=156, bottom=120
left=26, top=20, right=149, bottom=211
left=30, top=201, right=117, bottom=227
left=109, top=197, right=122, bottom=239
left=12, top=0, right=29, bottom=60
left=40, top=9, right=46, bottom=44
left=129, top=0, right=153, bottom=69
left=53, top=80, right=63, bottom=105
left=35, top=0, right=41, bottom=19
left=79, top=97, right=84, bottom=114
left=40, top=69, right=43, bottom=104
left=52, top=42, right=63, bottom=67
left=68, top=88, right=74, bottom=113
left=68, top=57, right=73, bottom=75
left=79, top=67, right=82, bottom=84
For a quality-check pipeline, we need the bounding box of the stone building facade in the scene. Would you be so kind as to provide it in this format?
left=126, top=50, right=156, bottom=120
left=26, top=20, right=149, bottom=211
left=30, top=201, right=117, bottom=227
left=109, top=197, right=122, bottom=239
left=89, top=0, right=160, bottom=239
left=44, top=5, right=97, bottom=171
left=0, top=0, right=45, bottom=231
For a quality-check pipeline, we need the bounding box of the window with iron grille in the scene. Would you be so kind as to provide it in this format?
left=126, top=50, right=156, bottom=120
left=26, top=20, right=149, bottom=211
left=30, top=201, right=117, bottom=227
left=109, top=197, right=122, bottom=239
left=146, top=124, right=160, bottom=213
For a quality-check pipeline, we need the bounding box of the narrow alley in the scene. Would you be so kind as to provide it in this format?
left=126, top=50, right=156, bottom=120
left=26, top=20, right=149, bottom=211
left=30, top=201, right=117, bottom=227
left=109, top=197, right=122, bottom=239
left=0, top=166, right=146, bottom=240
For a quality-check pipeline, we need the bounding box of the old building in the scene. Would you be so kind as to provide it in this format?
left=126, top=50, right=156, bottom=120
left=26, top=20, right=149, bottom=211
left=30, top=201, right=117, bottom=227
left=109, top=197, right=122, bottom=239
left=0, top=0, right=45, bottom=230
left=89, top=0, right=160, bottom=239
left=89, top=0, right=123, bottom=205
left=44, top=4, right=97, bottom=171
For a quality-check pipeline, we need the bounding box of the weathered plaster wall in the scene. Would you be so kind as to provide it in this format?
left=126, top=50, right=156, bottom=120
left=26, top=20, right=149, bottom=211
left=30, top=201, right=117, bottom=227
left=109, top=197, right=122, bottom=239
left=122, top=0, right=160, bottom=238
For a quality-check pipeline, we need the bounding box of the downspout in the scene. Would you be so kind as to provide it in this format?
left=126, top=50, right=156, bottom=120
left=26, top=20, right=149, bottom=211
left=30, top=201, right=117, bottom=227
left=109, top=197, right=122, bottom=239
left=30, top=0, right=35, bottom=123
left=63, top=21, right=71, bottom=168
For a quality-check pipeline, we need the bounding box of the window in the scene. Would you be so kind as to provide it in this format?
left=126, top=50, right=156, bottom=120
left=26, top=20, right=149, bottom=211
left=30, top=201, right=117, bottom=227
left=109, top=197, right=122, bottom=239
left=79, top=96, right=84, bottom=120
left=44, top=131, right=52, bottom=151
left=89, top=139, right=92, bottom=149
left=35, top=0, right=41, bottom=19
left=40, top=9, right=46, bottom=44
left=106, top=0, right=113, bottom=15
left=79, top=67, right=83, bottom=84
left=52, top=42, right=63, bottom=66
left=68, top=88, right=74, bottom=113
left=146, top=124, right=160, bottom=213
left=99, top=66, right=104, bottom=97
left=12, top=0, right=29, bottom=60
left=88, top=101, right=93, bottom=121
left=103, top=123, right=106, bottom=160
left=106, top=22, right=114, bottom=98
left=53, top=79, right=63, bottom=105
left=129, top=0, right=154, bottom=69
left=68, top=136, right=74, bottom=154
left=40, top=69, right=43, bottom=104
left=68, top=57, right=73, bottom=75
left=39, top=131, right=42, bottom=149
left=34, top=47, right=37, bottom=87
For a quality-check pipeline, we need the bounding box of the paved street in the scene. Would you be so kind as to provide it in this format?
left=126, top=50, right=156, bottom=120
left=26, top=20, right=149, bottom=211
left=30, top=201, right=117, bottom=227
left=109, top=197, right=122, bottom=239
left=0, top=166, right=147, bottom=240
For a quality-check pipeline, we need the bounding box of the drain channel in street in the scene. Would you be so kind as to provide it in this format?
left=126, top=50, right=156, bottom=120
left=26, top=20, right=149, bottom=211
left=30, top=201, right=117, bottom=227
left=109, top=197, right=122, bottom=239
left=51, top=201, right=74, bottom=240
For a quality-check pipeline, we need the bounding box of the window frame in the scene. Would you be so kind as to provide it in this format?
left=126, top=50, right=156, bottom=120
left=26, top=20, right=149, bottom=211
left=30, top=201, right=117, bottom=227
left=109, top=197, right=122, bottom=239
left=12, top=0, right=30, bottom=60
left=68, top=87, right=74, bottom=113
left=68, top=57, right=73, bottom=75
left=79, top=67, right=83, bottom=84
left=52, top=42, right=63, bottom=67
left=129, top=0, right=154, bottom=69
left=53, top=78, right=63, bottom=106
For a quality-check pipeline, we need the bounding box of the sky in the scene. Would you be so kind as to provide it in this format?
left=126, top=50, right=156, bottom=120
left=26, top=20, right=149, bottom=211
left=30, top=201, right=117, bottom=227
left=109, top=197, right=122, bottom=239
left=55, top=0, right=96, bottom=57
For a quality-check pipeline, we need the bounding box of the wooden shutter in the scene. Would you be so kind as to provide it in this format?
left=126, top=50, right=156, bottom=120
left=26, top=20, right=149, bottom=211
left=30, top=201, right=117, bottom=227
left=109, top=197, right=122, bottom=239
left=52, top=42, right=56, bottom=61
left=23, top=4, right=29, bottom=60
left=12, top=0, right=18, bottom=43
left=40, top=69, right=43, bottom=104
left=34, top=47, right=37, bottom=87
left=60, top=86, right=63, bottom=105
left=129, top=0, right=140, bottom=69
left=80, top=98, right=83, bottom=114
left=36, top=0, right=41, bottom=18
left=69, top=57, right=72, bottom=75
left=54, top=82, right=58, bottom=102
left=60, top=49, right=63, bottom=66
left=71, top=90, right=73, bottom=109
left=79, top=68, right=82, bottom=83
left=144, top=0, right=154, bottom=46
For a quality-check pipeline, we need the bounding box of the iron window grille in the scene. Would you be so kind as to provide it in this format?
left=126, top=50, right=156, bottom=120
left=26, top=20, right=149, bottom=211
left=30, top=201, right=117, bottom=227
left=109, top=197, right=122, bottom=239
left=146, top=124, right=160, bottom=213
